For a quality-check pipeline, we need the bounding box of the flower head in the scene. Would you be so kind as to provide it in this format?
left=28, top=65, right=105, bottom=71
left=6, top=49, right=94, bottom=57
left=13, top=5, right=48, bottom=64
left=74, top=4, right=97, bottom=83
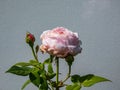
left=40, top=27, right=82, bottom=58
left=26, top=32, right=35, bottom=47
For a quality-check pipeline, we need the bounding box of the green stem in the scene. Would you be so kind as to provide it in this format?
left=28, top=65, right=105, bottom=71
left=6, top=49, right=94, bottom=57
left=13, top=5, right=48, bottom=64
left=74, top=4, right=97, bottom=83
left=62, top=65, right=71, bottom=83
left=49, top=80, right=54, bottom=90
left=48, top=79, right=54, bottom=90
left=31, top=46, right=39, bottom=62
left=56, top=57, right=59, bottom=90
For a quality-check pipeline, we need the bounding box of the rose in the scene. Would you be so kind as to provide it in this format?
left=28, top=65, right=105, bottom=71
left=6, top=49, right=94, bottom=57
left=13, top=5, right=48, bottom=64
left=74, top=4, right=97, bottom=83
left=26, top=32, right=35, bottom=47
left=6, top=29, right=111, bottom=90
left=40, top=27, right=82, bottom=58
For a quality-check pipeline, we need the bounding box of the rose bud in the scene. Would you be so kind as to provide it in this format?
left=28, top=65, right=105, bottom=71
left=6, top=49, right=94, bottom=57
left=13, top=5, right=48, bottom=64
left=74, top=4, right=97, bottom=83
left=26, top=32, right=35, bottom=47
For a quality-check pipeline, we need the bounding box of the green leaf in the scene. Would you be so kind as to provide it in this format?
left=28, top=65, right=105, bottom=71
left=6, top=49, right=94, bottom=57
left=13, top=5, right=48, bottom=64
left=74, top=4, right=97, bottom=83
left=38, top=63, right=44, bottom=70
left=44, top=58, right=51, bottom=64
left=44, top=55, right=54, bottom=64
left=71, top=75, right=80, bottom=83
left=47, top=73, right=56, bottom=79
left=29, top=60, right=38, bottom=65
left=6, top=66, right=32, bottom=76
left=73, top=85, right=81, bottom=90
left=14, top=60, right=39, bottom=67
left=66, top=83, right=81, bottom=90
left=81, top=74, right=111, bottom=87
left=15, top=62, right=32, bottom=67
left=79, top=74, right=94, bottom=83
left=21, top=79, right=31, bottom=90
left=39, top=78, right=48, bottom=90
left=35, top=45, right=39, bottom=54
left=29, top=67, right=48, bottom=88
left=29, top=68, right=41, bottom=87
left=65, top=55, right=74, bottom=66
left=51, top=81, right=56, bottom=87
left=39, top=70, right=46, bottom=79
left=48, top=63, right=54, bottom=73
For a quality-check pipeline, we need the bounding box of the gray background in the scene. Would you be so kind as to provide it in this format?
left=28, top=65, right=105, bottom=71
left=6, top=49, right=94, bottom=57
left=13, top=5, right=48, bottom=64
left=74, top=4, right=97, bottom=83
left=0, top=0, right=120, bottom=90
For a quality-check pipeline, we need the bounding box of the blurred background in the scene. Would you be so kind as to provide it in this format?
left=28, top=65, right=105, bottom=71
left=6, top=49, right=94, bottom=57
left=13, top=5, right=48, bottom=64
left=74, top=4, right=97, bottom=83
left=0, top=0, right=120, bottom=90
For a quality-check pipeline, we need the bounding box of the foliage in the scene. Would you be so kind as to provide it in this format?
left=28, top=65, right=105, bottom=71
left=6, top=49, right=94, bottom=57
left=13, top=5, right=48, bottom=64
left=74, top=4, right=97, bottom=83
left=6, top=32, right=111, bottom=90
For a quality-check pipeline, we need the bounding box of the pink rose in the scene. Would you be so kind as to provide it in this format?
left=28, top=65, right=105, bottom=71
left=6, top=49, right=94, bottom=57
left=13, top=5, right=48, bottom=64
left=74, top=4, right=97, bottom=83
left=40, top=27, right=82, bottom=58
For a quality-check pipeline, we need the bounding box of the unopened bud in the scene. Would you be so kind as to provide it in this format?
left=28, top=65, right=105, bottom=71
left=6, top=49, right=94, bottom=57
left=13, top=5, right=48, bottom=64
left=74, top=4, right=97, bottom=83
left=26, top=32, right=35, bottom=47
